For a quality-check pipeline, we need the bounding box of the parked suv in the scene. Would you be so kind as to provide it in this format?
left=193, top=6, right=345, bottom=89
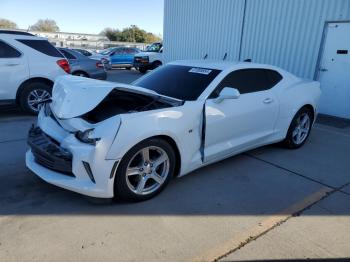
left=0, top=30, right=70, bottom=114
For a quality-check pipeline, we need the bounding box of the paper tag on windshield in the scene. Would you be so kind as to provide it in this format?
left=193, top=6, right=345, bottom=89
left=189, top=68, right=212, bottom=75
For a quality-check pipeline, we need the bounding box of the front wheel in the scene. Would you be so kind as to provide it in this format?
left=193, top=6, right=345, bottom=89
left=152, top=61, right=162, bottom=69
left=283, top=107, right=313, bottom=149
left=114, top=138, right=176, bottom=201
left=138, top=67, right=148, bottom=74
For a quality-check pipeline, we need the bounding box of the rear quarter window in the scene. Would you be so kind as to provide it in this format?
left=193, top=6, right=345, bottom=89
left=17, top=39, right=63, bottom=58
left=0, top=40, right=21, bottom=58
left=59, top=49, right=76, bottom=60
left=211, top=68, right=283, bottom=97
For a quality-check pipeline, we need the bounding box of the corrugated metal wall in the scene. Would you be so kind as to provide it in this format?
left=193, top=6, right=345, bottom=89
left=241, top=0, right=350, bottom=78
left=163, top=0, right=350, bottom=78
left=163, top=0, right=246, bottom=62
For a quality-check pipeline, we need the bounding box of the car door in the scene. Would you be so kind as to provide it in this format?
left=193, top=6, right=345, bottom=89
left=204, top=68, right=282, bottom=162
left=0, top=40, right=28, bottom=101
left=110, top=48, right=124, bottom=66
left=124, top=48, right=138, bottom=65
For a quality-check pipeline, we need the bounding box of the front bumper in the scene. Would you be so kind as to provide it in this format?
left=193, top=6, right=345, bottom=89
left=133, top=57, right=150, bottom=69
left=25, top=109, right=120, bottom=198
left=28, top=126, right=73, bottom=176
left=26, top=150, right=115, bottom=198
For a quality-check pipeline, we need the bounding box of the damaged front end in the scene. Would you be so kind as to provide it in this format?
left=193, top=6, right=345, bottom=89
left=25, top=75, right=183, bottom=198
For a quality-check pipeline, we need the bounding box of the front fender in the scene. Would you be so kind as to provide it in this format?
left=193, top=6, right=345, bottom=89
left=105, top=103, right=203, bottom=175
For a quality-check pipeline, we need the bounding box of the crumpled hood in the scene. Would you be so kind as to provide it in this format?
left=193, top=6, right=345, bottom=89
left=51, top=75, right=160, bottom=119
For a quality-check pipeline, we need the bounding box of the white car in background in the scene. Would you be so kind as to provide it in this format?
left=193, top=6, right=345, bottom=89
left=26, top=60, right=321, bottom=201
left=0, top=30, right=70, bottom=114
left=134, top=42, right=163, bottom=73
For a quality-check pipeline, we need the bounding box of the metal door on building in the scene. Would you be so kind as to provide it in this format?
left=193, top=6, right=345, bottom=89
left=318, top=22, right=350, bottom=119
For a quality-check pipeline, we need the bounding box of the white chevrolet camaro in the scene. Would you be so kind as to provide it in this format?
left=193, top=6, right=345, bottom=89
left=26, top=60, right=321, bottom=201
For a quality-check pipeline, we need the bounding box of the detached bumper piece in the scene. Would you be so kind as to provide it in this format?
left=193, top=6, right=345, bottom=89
left=27, top=126, right=74, bottom=177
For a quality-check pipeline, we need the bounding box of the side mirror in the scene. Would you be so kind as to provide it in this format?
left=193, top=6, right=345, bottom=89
left=213, top=87, right=240, bottom=103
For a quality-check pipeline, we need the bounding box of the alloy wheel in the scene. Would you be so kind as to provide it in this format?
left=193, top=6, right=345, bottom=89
left=27, top=89, right=51, bottom=112
left=292, top=113, right=311, bottom=145
left=125, top=146, right=170, bottom=195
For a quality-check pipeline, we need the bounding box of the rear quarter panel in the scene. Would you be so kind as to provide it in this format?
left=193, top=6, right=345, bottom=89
left=274, top=79, right=321, bottom=139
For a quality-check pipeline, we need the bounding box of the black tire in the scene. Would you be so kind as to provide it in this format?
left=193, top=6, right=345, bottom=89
left=19, top=82, right=52, bottom=115
left=125, top=66, right=132, bottom=70
left=282, top=107, right=313, bottom=149
left=73, top=71, right=89, bottom=77
left=138, top=67, right=148, bottom=74
left=114, top=138, right=176, bottom=202
left=152, top=61, right=162, bottom=69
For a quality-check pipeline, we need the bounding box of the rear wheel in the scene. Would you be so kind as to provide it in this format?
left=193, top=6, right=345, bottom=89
left=114, top=138, right=176, bottom=201
left=73, top=71, right=89, bottom=77
left=19, top=82, right=52, bottom=114
left=283, top=107, right=313, bottom=149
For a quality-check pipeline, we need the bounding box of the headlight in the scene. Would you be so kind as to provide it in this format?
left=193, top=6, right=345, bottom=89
left=75, top=128, right=101, bottom=145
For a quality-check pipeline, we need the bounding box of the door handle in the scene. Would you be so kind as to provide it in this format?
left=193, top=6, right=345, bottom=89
left=5, top=63, right=19, bottom=66
left=319, top=68, right=328, bottom=72
left=263, top=98, right=273, bottom=104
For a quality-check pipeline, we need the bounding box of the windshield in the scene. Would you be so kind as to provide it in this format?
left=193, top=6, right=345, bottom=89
left=146, top=43, right=162, bottom=52
left=133, top=65, right=221, bottom=101
left=100, top=47, right=115, bottom=55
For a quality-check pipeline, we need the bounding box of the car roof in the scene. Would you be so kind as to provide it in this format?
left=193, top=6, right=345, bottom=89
left=0, top=30, right=34, bottom=36
left=0, top=31, right=47, bottom=40
left=168, top=59, right=284, bottom=72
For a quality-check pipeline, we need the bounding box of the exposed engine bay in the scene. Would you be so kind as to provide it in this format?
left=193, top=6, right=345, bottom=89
left=81, top=89, right=183, bottom=123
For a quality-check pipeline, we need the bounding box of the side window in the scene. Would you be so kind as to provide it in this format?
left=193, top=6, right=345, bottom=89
left=125, top=48, right=137, bottom=54
left=81, top=49, right=91, bottom=56
left=0, top=40, right=21, bottom=58
left=17, top=39, right=63, bottom=58
left=59, top=49, right=76, bottom=60
left=112, top=48, right=122, bottom=55
left=210, top=69, right=282, bottom=98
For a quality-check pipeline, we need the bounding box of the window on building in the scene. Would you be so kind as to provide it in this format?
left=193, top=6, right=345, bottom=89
left=210, top=69, right=282, bottom=97
left=17, top=39, right=63, bottom=58
left=0, top=40, right=21, bottom=58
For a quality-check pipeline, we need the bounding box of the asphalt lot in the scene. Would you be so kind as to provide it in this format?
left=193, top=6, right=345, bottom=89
left=0, top=69, right=350, bottom=261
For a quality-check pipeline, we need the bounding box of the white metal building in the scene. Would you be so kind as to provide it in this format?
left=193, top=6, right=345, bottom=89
left=163, top=0, right=350, bottom=119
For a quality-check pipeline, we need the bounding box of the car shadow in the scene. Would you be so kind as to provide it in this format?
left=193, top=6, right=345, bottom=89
left=1, top=144, right=349, bottom=216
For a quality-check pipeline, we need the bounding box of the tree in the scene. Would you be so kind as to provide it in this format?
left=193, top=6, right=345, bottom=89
left=0, top=18, right=17, bottom=29
left=29, top=19, right=59, bottom=32
left=100, top=28, right=121, bottom=41
left=101, top=25, right=161, bottom=43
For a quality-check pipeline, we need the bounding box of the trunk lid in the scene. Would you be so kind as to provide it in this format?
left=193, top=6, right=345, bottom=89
left=51, top=75, right=175, bottom=119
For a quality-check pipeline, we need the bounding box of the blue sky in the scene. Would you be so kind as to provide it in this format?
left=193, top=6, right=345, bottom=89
left=0, top=0, right=164, bottom=35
